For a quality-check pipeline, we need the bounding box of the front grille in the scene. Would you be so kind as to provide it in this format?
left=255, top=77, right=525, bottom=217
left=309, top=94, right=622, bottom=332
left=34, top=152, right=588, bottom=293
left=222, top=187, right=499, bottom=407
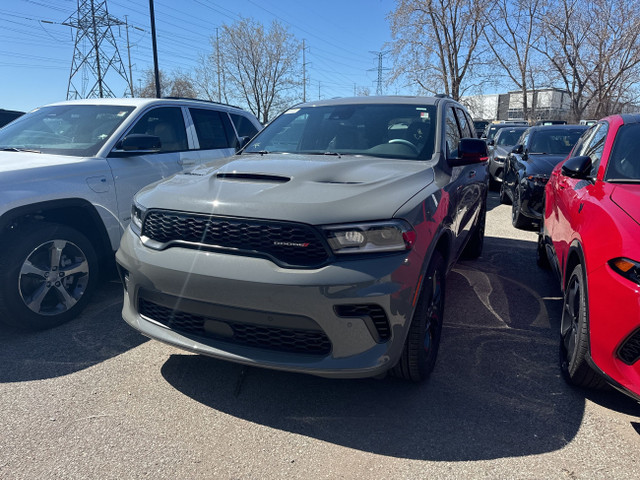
left=139, top=298, right=332, bottom=355
left=618, top=329, right=640, bottom=365
left=142, top=210, right=330, bottom=268
left=334, top=304, right=390, bottom=342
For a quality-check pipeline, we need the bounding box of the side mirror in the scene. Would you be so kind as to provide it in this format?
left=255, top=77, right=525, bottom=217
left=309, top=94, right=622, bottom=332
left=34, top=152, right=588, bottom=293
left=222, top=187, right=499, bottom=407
left=113, top=134, right=161, bottom=154
left=561, top=155, right=592, bottom=179
left=449, top=138, right=488, bottom=167
left=487, top=139, right=495, bottom=147
left=512, top=144, right=524, bottom=154
left=236, top=136, right=251, bottom=151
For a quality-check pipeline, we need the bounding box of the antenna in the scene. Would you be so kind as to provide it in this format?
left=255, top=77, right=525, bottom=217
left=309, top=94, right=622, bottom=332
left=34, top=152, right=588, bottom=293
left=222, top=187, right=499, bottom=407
left=64, top=0, right=131, bottom=99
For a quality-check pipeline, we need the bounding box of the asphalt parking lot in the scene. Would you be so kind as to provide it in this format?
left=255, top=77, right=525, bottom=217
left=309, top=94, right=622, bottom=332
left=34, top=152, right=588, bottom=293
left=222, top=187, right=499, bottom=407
left=1, top=190, right=639, bottom=479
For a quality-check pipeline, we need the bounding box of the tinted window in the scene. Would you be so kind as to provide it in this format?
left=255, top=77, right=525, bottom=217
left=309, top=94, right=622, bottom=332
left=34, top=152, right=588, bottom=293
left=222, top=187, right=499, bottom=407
left=245, top=103, right=437, bottom=160
left=446, top=107, right=461, bottom=157
left=455, top=108, right=473, bottom=138
left=605, top=123, right=640, bottom=181
left=528, top=129, right=586, bottom=155
left=496, top=128, right=526, bottom=146
left=129, top=107, right=188, bottom=153
left=230, top=113, right=259, bottom=140
left=583, top=123, right=608, bottom=177
left=190, top=108, right=233, bottom=149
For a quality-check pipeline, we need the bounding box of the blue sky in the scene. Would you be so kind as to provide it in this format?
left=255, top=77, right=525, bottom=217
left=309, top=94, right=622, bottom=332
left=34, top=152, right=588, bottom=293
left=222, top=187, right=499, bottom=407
left=0, top=0, right=406, bottom=112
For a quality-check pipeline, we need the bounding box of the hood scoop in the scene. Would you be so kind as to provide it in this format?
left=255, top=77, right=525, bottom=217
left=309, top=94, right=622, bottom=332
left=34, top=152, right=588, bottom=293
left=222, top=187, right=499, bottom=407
left=215, top=172, right=291, bottom=183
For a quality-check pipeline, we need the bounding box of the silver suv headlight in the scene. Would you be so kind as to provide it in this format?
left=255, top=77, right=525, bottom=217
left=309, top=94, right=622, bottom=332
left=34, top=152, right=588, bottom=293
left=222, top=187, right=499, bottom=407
left=322, top=220, right=416, bottom=254
left=130, top=202, right=146, bottom=236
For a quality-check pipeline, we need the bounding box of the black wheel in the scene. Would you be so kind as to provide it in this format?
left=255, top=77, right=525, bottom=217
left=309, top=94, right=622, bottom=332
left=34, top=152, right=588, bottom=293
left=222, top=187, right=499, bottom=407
left=499, top=178, right=511, bottom=205
left=511, top=186, right=530, bottom=229
left=559, top=263, right=607, bottom=389
left=392, top=251, right=446, bottom=381
left=462, top=201, right=486, bottom=259
left=0, top=222, right=99, bottom=330
left=536, top=224, right=551, bottom=269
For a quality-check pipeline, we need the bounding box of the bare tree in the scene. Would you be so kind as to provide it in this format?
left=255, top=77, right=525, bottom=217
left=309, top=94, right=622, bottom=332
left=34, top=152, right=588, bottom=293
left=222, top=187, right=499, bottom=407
left=388, top=0, right=489, bottom=100
left=536, top=0, right=601, bottom=122
left=212, top=18, right=301, bottom=123
left=136, top=68, right=198, bottom=99
left=587, top=0, right=640, bottom=117
left=484, top=0, right=545, bottom=121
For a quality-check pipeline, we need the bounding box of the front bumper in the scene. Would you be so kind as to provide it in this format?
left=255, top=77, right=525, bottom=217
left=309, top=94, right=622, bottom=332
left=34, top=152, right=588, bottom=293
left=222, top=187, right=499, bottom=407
left=588, top=262, right=640, bottom=399
left=116, top=227, right=421, bottom=378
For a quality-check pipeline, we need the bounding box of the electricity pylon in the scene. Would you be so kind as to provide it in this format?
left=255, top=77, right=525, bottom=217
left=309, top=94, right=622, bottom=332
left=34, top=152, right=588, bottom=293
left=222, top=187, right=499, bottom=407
left=64, top=0, right=131, bottom=99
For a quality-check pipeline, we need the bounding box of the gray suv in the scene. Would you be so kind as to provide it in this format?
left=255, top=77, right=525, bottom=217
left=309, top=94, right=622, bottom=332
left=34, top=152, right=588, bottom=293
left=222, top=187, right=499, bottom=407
left=116, top=96, right=488, bottom=381
left=0, top=98, right=261, bottom=330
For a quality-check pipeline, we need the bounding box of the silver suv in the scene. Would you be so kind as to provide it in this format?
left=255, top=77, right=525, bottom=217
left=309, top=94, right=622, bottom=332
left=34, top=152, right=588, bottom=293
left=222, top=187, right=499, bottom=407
left=0, top=97, right=261, bottom=330
left=116, top=96, right=488, bottom=381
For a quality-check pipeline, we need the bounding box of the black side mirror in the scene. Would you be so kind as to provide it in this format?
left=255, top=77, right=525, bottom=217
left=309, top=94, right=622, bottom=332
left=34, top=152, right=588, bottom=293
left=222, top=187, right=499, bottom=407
left=512, top=144, right=524, bottom=154
left=449, top=138, right=488, bottom=167
left=115, top=134, right=161, bottom=153
left=236, top=136, right=251, bottom=151
left=561, top=155, right=592, bottom=179
left=487, top=139, right=495, bottom=147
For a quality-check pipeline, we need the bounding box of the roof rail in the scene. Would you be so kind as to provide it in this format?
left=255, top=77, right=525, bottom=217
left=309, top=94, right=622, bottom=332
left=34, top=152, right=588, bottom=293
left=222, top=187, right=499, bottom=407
left=162, top=96, right=243, bottom=110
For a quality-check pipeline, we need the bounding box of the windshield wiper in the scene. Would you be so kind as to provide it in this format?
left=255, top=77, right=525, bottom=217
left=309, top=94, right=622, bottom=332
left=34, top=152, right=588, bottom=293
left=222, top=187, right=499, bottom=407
left=1, top=147, right=41, bottom=153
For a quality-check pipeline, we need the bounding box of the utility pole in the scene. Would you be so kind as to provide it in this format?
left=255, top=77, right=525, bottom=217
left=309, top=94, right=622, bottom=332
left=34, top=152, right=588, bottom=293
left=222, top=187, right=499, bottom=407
left=148, top=0, right=161, bottom=98
left=64, top=0, right=131, bottom=99
left=368, top=50, right=391, bottom=96
left=216, top=28, right=222, bottom=103
left=302, top=39, right=308, bottom=102
left=124, top=15, right=134, bottom=96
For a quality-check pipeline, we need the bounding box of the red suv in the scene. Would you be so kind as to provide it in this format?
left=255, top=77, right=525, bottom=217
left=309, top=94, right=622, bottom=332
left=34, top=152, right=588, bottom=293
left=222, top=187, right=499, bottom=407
left=538, top=114, right=640, bottom=400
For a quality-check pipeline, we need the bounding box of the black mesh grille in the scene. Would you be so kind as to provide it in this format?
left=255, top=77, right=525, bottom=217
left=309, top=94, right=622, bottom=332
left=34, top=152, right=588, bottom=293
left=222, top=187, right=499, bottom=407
left=142, top=210, right=330, bottom=267
left=139, top=298, right=332, bottom=355
left=618, top=329, right=640, bottom=365
left=334, top=304, right=390, bottom=342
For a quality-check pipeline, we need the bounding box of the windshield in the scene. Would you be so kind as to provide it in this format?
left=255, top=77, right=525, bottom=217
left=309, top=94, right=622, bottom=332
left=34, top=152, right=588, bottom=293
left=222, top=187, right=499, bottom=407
left=496, top=128, right=526, bottom=146
left=244, top=103, right=437, bottom=160
left=606, top=123, right=640, bottom=182
left=0, top=104, right=135, bottom=157
left=528, top=129, right=586, bottom=155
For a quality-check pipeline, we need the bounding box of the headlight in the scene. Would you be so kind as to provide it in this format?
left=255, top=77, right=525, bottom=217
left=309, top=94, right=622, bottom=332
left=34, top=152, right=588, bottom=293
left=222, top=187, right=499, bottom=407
left=322, top=220, right=416, bottom=254
left=527, top=174, right=549, bottom=186
left=130, top=202, right=146, bottom=236
left=609, top=258, right=640, bottom=285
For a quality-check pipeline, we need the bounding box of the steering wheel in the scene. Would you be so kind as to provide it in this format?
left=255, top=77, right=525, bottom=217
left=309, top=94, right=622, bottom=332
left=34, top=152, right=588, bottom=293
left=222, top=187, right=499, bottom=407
left=388, top=138, right=419, bottom=154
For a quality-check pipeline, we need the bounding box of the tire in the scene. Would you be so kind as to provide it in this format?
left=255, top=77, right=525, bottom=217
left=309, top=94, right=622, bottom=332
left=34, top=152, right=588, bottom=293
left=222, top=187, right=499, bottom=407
left=559, top=263, right=607, bottom=389
left=462, top=200, right=486, bottom=260
left=499, top=178, right=511, bottom=205
left=511, top=186, right=531, bottom=229
left=0, top=222, right=99, bottom=330
left=392, top=251, right=446, bottom=382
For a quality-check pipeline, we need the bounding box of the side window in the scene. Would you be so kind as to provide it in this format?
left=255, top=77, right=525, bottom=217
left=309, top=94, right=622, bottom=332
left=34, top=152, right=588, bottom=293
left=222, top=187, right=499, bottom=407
left=189, top=108, right=234, bottom=149
left=230, top=113, right=260, bottom=140
left=584, top=122, right=608, bottom=177
left=520, top=131, right=530, bottom=150
left=129, top=107, right=188, bottom=153
left=455, top=108, right=473, bottom=138
left=446, top=107, right=461, bottom=157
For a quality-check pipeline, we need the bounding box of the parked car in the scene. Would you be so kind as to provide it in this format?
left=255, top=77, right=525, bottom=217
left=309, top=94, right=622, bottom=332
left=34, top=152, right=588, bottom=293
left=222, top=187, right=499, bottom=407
left=537, top=114, right=640, bottom=401
left=116, top=96, right=489, bottom=381
left=0, top=98, right=262, bottom=330
left=0, top=108, right=24, bottom=128
left=535, top=120, right=567, bottom=126
left=500, top=124, right=587, bottom=229
left=487, top=126, right=527, bottom=189
left=473, top=120, right=489, bottom=138
left=482, top=121, right=528, bottom=143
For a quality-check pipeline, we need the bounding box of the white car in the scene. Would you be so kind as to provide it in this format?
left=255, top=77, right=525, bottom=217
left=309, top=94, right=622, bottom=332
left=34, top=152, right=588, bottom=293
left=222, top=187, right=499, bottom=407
left=0, top=97, right=261, bottom=330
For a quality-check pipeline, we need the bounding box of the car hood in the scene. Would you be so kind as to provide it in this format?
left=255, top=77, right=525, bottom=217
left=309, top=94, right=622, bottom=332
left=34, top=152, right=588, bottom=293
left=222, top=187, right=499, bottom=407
left=525, top=154, right=567, bottom=175
left=0, top=150, right=96, bottom=182
left=494, top=145, right=514, bottom=157
left=136, top=153, right=435, bottom=224
left=611, top=184, right=640, bottom=226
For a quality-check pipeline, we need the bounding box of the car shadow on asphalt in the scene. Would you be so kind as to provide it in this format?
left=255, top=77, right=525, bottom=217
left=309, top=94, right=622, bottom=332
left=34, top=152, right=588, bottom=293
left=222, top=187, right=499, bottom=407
left=159, top=235, right=639, bottom=461
left=0, top=280, right=146, bottom=383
